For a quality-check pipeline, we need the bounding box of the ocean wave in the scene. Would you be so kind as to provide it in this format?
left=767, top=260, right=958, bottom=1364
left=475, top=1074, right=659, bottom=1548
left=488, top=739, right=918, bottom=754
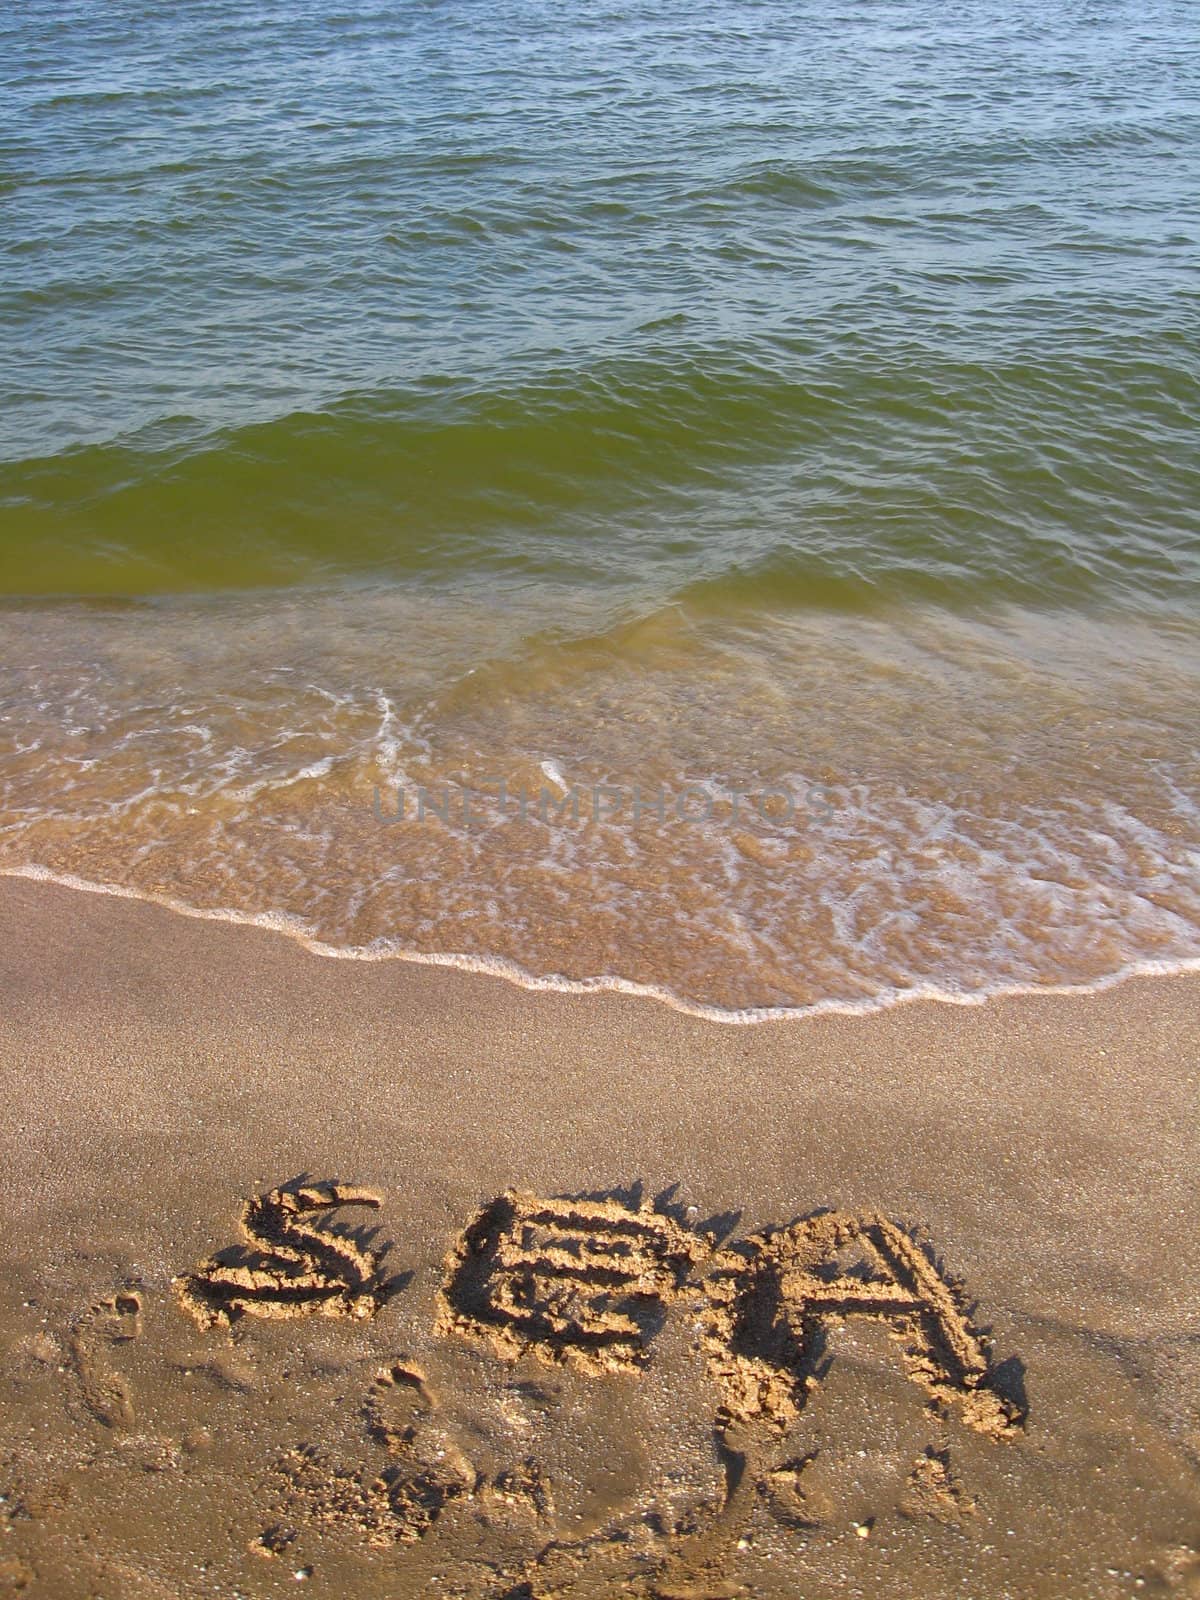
left=5, top=862, right=1200, bottom=1027
left=1, top=342, right=1197, bottom=607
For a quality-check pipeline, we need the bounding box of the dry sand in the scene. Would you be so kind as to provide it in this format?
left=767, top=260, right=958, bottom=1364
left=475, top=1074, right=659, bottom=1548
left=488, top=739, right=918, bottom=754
left=0, top=874, right=1198, bottom=1598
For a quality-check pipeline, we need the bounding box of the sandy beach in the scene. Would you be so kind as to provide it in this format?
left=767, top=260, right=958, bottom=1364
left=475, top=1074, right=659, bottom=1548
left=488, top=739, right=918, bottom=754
left=0, top=873, right=1197, bottom=1598
left=6, top=0, right=1200, bottom=1593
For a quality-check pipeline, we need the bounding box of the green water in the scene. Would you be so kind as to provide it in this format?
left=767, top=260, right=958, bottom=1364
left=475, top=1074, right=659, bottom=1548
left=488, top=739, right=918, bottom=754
left=1, top=0, right=1198, bottom=1013
left=2, top=0, right=1197, bottom=607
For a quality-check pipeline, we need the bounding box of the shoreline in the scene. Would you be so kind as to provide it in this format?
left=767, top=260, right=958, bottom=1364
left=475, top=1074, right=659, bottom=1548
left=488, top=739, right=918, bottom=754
left=7, top=862, right=1200, bottom=1029
left=2, top=874, right=1199, bottom=1597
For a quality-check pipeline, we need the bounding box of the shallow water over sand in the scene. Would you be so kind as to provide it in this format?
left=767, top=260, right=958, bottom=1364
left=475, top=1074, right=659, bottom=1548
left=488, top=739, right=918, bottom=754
left=3, top=592, right=1197, bottom=1014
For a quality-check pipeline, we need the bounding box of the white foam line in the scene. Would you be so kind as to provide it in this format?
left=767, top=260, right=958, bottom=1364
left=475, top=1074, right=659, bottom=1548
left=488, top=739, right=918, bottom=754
left=4, top=862, right=1200, bottom=1027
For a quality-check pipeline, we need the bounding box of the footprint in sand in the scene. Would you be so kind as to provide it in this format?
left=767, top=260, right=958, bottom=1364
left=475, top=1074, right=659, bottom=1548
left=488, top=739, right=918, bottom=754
left=264, top=1359, right=554, bottom=1555
left=367, top=1361, right=555, bottom=1535
left=174, top=1181, right=388, bottom=1330
left=265, top=1438, right=474, bottom=1550
left=435, top=1190, right=710, bottom=1375
left=263, top=1365, right=461, bottom=1553
left=67, top=1290, right=143, bottom=1431
left=364, top=1359, right=476, bottom=1538
left=756, top=1451, right=830, bottom=1530
left=900, top=1444, right=976, bottom=1524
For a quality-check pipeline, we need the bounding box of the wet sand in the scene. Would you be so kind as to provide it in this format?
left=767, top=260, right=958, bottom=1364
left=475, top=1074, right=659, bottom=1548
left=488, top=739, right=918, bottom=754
left=0, top=873, right=1198, bottom=1598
